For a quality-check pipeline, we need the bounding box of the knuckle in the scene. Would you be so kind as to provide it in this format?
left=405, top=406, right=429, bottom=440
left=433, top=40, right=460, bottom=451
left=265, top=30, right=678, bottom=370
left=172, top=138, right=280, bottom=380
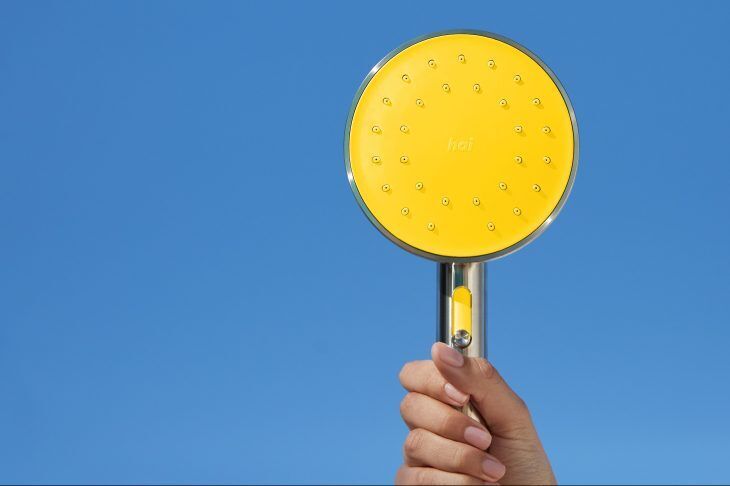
left=399, top=392, right=418, bottom=419
left=398, top=362, right=414, bottom=385
left=403, top=428, right=426, bottom=457
left=413, top=467, right=431, bottom=485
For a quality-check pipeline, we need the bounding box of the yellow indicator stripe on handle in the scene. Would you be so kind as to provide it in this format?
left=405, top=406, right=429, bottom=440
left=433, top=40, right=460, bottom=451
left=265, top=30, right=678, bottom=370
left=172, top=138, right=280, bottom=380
left=451, top=286, right=472, bottom=337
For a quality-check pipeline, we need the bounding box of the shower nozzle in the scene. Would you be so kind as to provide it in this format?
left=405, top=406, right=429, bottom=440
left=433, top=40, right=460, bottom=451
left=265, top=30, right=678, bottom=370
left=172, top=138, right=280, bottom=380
left=345, top=31, right=578, bottom=262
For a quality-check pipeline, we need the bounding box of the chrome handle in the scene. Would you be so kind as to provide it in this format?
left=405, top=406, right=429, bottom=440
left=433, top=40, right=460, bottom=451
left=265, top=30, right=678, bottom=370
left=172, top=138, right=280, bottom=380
left=437, top=262, right=487, bottom=427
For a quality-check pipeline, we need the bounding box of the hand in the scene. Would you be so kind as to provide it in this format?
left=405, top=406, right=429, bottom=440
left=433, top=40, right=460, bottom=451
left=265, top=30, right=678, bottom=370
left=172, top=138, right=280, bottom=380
left=395, top=342, right=555, bottom=485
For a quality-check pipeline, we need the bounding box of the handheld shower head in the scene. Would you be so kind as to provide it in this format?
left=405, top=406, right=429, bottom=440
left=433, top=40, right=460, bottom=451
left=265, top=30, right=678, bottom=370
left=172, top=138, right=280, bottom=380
left=344, top=30, right=578, bottom=423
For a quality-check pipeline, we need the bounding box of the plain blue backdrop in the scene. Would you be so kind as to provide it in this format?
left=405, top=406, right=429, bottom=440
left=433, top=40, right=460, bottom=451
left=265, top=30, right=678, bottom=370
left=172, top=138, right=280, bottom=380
left=1, top=1, right=729, bottom=484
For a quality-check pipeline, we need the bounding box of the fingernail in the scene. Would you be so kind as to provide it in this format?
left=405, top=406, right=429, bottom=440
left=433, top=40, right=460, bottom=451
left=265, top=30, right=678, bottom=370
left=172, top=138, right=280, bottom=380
left=481, top=457, right=506, bottom=481
left=435, top=343, right=464, bottom=367
left=464, top=426, right=492, bottom=450
left=444, top=383, right=469, bottom=405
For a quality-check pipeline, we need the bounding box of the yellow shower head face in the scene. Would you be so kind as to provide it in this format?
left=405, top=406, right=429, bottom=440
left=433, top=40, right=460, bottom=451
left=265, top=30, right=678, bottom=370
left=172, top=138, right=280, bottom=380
left=345, top=31, right=578, bottom=262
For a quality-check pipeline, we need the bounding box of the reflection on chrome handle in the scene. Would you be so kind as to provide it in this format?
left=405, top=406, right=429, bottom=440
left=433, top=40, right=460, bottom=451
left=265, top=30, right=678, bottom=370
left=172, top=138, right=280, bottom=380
left=462, top=400, right=487, bottom=427
left=438, top=262, right=487, bottom=427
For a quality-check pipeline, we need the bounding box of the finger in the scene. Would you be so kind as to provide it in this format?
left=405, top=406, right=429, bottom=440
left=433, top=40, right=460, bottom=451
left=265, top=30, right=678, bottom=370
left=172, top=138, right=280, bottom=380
left=400, top=392, right=492, bottom=450
left=395, top=465, right=489, bottom=485
left=431, top=342, right=534, bottom=438
left=399, top=360, right=470, bottom=407
left=403, top=428, right=507, bottom=483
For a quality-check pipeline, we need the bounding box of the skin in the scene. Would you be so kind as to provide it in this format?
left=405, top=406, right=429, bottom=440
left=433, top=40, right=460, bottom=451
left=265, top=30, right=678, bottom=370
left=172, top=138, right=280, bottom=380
left=395, top=342, right=556, bottom=485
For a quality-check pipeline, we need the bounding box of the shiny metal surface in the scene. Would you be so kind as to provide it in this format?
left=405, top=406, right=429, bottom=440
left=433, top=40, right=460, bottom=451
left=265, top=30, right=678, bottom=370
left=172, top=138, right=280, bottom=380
left=452, top=329, right=472, bottom=348
left=437, top=262, right=487, bottom=426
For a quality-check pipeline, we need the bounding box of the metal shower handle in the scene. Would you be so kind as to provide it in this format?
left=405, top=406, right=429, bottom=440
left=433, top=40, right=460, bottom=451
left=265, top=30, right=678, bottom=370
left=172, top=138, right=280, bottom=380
left=437, top=262, right=487, bottom=427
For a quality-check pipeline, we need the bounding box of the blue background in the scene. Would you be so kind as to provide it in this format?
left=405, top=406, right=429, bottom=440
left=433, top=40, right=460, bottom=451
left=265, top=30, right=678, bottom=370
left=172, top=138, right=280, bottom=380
left=2, top=1, right=729, bottom=484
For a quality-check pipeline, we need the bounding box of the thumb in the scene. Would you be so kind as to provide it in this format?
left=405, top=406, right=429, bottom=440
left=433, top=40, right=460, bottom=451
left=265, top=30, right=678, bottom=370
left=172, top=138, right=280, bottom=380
left=431, top=342, right=535, bottom=439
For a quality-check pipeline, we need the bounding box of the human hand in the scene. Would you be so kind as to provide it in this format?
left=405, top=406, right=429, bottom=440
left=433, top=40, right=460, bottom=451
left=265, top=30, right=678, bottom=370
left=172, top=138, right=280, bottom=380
left=395, top=342, right=555, bottom=485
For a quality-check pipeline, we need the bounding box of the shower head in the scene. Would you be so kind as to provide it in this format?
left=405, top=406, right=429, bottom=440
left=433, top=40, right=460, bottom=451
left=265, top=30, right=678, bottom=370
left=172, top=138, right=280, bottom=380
left=344, top=30, right=578, bottom=425
left=345, top=30, right=578, bottom=262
